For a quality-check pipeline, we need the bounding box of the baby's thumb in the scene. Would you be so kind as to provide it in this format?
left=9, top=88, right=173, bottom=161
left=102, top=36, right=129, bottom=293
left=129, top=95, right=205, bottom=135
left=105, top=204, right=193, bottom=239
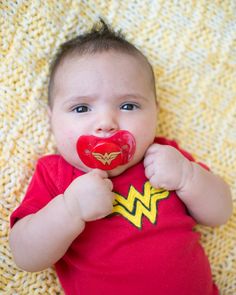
left=91, top=168, right=108, bottom=178
left=104, top=178, right=113, bottom=191
left=91, top=169, right=113, bottom=191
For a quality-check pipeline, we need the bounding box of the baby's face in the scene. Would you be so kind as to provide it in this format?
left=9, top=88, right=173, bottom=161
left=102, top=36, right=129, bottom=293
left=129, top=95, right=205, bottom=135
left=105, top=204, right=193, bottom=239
left=49, top=51, right=158, bottom=177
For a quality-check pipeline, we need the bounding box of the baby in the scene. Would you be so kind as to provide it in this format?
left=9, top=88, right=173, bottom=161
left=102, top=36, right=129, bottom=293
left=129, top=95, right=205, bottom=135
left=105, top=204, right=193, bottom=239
left=10, top=20, right=232, bottom=295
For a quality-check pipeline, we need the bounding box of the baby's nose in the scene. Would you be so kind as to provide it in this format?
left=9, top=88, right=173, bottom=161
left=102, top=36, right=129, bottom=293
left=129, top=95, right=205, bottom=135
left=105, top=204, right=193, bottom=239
left=95, top=111, right=119, bottom=135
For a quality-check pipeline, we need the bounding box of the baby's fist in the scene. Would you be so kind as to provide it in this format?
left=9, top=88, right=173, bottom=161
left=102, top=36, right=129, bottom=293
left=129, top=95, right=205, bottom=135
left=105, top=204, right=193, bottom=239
left=64, top=169, right=114, bottom=222
left=144, top=144, right=192, bottom=191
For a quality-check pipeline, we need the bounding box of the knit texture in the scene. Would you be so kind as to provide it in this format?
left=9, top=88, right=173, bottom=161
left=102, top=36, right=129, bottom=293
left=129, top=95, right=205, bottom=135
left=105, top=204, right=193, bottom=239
left=1, top=1, right=235, bottom=294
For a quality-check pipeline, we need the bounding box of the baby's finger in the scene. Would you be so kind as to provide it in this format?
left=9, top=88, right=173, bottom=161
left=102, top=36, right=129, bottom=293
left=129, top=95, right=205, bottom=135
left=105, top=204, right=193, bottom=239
left=143, top=154, right=154, bottom=168
left=144, top=164, right=155, bottom=180
left=91, top=169, right=108, bottom=179
left=149, top=174, right=160, bottom=189
left=104, top=178, right=113, bottom=191
left=145, top=143, right=162, bottom=156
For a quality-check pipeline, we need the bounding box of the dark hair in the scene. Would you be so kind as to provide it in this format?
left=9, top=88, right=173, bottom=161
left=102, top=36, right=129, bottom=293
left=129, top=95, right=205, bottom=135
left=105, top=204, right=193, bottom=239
left=48, top=19, right=156, bottom=106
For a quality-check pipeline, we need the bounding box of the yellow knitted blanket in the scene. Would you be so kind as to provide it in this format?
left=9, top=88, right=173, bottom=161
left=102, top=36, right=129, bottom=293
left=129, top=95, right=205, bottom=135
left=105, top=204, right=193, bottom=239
left=1, top=1, right=235, bottom=294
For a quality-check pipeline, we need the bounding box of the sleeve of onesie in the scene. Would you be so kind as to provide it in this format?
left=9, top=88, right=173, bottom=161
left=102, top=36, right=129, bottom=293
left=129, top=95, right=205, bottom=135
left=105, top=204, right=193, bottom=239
left=10, top=156, right=62, bottom=228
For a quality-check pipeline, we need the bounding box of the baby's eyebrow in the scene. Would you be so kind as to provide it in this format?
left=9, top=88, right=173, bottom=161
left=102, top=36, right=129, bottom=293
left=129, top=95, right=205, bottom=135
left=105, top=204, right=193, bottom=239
left=119, top=94, right=151, bottom=102
left=62, top=95, right=96, bottom=105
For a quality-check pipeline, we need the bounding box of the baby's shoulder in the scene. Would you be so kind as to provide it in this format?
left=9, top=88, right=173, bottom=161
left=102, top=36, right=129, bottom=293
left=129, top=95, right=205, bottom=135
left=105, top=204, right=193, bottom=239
left=35, top=154, right=75, bottom=191
left=37, top=154, right=62, bottom=167
left=36, top=154, right=72, bottom=174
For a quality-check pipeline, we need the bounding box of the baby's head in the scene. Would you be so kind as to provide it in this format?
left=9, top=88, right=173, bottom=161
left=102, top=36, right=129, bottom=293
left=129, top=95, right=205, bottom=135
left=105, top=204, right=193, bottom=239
left=48, top=19, right=158, bottom=177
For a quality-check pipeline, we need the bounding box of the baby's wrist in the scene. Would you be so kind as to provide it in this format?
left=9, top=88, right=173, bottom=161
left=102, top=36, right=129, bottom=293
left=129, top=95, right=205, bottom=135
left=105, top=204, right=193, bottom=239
left=61, top=192, right=86, bottom=233
left=178, top=159, right=194, bottom=193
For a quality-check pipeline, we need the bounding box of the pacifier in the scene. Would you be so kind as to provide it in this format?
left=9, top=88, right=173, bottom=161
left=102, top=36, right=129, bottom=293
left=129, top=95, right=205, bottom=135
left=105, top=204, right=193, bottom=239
left=76, top=130, right=136, bottom=170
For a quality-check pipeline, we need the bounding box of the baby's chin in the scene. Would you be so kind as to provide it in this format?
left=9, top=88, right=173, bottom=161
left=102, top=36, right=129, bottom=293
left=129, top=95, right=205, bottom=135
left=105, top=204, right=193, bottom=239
left=106, top=164, right=131, bottom=178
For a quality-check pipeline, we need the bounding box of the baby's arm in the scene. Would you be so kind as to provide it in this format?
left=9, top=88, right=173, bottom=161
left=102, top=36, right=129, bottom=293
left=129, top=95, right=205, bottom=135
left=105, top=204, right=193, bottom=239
left=144, top=144, right=232, bottom=226
left=9, top=169, right=114, bottom=272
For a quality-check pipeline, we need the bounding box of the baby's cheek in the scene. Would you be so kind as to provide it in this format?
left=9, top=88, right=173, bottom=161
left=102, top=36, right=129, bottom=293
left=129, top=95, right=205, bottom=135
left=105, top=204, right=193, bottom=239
left=53, top=128, right=74, bottom=155
left=138, top=137, right=154, bottom=155
left=66, top=131, right=77, bottom=147
left=134, top=145, right=147, bottom=164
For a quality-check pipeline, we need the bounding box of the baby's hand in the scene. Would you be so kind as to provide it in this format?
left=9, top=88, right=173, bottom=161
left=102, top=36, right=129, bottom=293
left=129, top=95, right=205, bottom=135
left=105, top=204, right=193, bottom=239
left=63, top=169, right=114, bottom=222
left=144, top=144, right=192, bottom=191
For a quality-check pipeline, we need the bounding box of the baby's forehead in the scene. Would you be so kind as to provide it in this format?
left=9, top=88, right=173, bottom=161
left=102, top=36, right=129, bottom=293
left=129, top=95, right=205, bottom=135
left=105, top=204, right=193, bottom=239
left=49, top=50, right=156, bottom=105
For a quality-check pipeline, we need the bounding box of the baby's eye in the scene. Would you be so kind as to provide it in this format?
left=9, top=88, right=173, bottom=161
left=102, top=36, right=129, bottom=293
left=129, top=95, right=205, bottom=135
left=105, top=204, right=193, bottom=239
left=120, top=103, right=139, bottom=111
left=73, top=105, right=90, bottom=113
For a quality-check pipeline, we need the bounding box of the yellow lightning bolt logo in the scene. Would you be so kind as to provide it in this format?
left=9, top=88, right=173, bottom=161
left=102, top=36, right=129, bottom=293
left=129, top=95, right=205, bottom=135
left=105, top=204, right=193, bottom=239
left=92, top=151, right=121, bottom=165
left=112, top=182, right=169, bottom=228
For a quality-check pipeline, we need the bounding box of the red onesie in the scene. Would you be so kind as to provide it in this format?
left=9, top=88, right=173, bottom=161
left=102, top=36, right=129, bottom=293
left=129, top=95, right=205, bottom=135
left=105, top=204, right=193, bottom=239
left=10, top=137, right=219, bottom=295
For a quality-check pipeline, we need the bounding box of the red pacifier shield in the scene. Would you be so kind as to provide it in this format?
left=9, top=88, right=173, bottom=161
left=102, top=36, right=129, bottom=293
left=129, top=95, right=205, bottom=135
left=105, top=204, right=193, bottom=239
left=76, top=130, right=136, bottom=170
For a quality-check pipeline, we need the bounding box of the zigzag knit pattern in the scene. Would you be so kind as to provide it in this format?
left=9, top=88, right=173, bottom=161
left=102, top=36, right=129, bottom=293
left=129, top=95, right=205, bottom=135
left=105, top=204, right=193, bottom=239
left=0, top=1, right=235, bottom=294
